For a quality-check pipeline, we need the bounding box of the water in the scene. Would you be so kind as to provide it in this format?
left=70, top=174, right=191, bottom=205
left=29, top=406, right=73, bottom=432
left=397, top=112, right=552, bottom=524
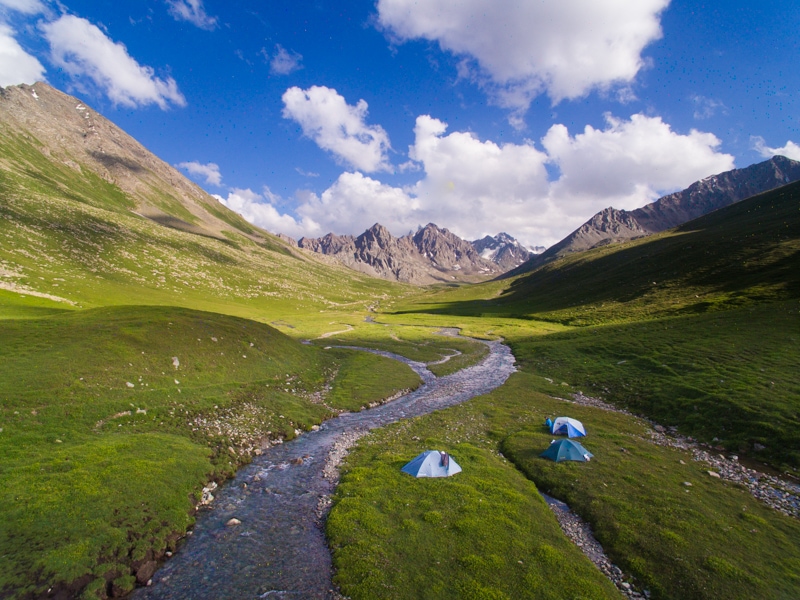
left=134, top=338, right=516, bottom=599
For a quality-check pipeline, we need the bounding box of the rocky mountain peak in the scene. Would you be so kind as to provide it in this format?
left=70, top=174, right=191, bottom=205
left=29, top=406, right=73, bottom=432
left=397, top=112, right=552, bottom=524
left=298, top=222, right=515, bottom=284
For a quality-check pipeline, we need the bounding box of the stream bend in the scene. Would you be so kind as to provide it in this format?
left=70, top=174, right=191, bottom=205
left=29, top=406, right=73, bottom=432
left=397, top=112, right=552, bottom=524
left=134, top=338, right=516, bottom=600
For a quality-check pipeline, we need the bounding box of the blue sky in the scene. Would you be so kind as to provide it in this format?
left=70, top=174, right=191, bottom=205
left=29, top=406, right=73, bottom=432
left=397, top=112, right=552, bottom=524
left=1, top=0, right=798, bottom=247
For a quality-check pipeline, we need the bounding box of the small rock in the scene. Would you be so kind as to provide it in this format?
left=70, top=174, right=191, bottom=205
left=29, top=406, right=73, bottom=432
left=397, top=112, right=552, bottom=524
left=679, top=460, right=686, bottom=465
left=172, top=356, right=180, bottom=369
left=136, top=561, right=158, bottom=584
left=126, top=382, right=135, bottom=388
left=291, top=457, right=304, bottom=465
left=226, top=518, right=241, bottom=527
left=683, top=482, right=692, bottom=487
left=708, top=471, right=721, bottom=479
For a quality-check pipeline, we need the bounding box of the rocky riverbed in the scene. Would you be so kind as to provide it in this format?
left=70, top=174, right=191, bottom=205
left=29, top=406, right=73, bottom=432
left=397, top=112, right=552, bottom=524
left=542, top=493, right=649, bottom=600
left=567, top=391, right=800, bottom=519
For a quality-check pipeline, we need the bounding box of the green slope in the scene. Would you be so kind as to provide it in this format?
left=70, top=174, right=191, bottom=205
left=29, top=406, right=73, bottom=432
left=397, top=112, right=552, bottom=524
left=0, top=305, right=423, bottom=598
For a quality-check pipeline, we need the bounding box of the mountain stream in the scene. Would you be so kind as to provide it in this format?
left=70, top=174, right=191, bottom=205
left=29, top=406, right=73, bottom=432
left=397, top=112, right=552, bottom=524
left=133, top=335, right=517, bottom=599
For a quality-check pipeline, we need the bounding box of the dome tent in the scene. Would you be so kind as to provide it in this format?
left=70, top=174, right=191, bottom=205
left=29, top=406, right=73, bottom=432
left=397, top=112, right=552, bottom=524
left=540, top=439, right=593, bottom=463
left=401, top=450, right=462, bottom=478
left=551, top=416, right=586, bottom=438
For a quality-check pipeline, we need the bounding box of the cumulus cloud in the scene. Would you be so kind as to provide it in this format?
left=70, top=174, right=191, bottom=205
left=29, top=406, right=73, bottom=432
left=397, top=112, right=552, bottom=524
left=752, top=136, right=800, bottom=161
left=297, top=171, right=420, bottom=235
left=215, top=187, right=320, bottom=239
left=407, top=115, right=552, bottom=234
left=282, top=85, right=392, bottom=173
left=165, top=0, right=217, bottom=30
left=542, top=113, right=735, bottom=210
left=0, top=23, right=45, bottom=86
left=0, top=0, right=45, bottom=14
left=287, top=113, right=734, bottom=248
left=377, top=0, right=669, bottom=113
left=177, top=161, right=222, bottom=186
left=41, top=15, right=186, bottom=109
left=269, top=44, right=302, bottom=75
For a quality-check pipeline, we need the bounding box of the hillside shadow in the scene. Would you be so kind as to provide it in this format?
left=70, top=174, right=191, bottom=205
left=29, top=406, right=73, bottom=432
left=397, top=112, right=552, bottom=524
left=88, top=151, right=146, bottom=173
left=393, top=183, right=800, bottom=320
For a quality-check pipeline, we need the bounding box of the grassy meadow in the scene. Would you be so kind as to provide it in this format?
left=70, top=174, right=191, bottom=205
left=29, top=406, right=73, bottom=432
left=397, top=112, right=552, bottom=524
left=329, top=373, right=800, bottom=600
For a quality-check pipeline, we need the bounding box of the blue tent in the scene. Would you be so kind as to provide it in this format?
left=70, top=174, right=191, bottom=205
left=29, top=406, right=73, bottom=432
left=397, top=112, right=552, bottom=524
left=551, top=417, right=586, bottom=438
left=540, top=439, right=593, bottom=463
left=401, top=450, right=462, bottom=478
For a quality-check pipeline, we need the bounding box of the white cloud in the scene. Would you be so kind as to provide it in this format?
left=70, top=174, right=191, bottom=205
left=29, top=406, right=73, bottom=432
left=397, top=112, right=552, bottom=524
left=221, top=112, right=734, bottom=249
left=165, top=0, right=217, bottom=30
left=0, top=0, right=44, bottom=14
left=292, top=113, right=733, bottom=248
left=0, top=23, right=45, bottom=86
left=297, top=172, right=419, bottom=235
left=215, top=188, right=321, bottom=239
left=408, top=115, right=552, bottom=237
left=691, top=94, right=728, bottom=120
left=177, top=161, right=222, bottom=186
left=282, top=85, right=392, bottom=173
left=542, top=113, right=735, bottom=210
left=41, top=15, right=186, bottom=109
left=269, top=44, right=302, bottom=75
left=377, top=0, right=669, bottom=112
left=752, top=136, right=800, bottom=161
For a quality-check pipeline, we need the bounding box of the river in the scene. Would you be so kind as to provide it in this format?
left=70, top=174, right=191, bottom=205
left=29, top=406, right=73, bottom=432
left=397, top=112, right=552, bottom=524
left=133, top=337, right=516, bottom=599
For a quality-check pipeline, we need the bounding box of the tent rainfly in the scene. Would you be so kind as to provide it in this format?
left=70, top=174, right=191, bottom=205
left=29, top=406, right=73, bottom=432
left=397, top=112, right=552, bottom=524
left=401, top=451, right=462, bottom=478
left=551, top=417, right=586, bottom=438
left=540, top=439, right=593, bottom=462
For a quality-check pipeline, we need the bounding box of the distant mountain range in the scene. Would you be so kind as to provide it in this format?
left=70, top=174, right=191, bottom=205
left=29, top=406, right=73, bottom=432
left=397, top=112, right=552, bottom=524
left=512, top=155, right=800, bottom=275
left=291, top=224, right=537, bottom=285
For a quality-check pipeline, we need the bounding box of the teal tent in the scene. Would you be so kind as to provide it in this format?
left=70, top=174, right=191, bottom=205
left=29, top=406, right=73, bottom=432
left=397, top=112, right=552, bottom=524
left=401, top=450, right=462, bottom=477
left=540, top=439, right=593, bottom=462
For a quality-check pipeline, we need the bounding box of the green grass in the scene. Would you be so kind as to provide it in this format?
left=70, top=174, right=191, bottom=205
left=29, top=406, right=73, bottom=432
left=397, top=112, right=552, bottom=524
left=326, top=349, right=423, bottom=411
left=507, top=301, right=800, bottom=469
left=500, top=376, right=800, bottom=600
left=328, top=409, right=621, bottom=600
left=0, top=305, right=421, bottom=598
left=328, top=371, right=800, bottom=600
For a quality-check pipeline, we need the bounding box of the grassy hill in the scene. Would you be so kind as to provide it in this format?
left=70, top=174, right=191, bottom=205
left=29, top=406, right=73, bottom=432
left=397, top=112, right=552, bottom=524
left=384, top=180, right=800, bottom=468
left=323, top=181, right=800, bottom=599
left=0, top=305, right=427, bottom=598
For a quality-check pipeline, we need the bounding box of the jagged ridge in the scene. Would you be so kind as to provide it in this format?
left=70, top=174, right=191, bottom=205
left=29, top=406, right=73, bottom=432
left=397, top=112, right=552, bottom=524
left=298, top=223, right=508, bottom=285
